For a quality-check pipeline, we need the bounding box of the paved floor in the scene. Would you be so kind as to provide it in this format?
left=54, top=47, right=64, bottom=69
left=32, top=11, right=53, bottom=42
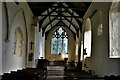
left=46, top=66, right=64, bottom=80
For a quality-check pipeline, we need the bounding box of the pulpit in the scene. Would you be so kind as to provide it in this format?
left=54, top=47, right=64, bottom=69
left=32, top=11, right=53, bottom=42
left=37, top=59, right=49, bottom=69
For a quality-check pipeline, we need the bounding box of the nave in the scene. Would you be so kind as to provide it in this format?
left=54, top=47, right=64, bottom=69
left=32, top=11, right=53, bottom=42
left=1, top=59, right=120, bottom=80
left=0, top=1, right=120, bottom=80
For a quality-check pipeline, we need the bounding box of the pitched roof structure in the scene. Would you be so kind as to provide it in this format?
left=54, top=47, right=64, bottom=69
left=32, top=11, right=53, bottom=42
left=28, top=2, right=91, bottom=37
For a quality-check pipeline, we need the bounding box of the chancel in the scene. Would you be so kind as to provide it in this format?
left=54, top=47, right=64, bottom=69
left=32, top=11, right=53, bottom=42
left=0, top=1, right=120, bottom=80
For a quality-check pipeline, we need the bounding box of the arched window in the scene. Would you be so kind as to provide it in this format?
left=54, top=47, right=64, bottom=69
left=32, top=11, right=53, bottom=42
left=51, top=27, right=68, bottom=54
left=81, top=18, right=92, bottom=60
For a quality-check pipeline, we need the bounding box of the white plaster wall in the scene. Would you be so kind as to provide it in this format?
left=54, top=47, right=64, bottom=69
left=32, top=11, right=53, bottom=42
left=34, top=24, right=45, bottom=59
left=26, top=24, right=35, bottom=67
left=22, top=3, right=34, bottom=68
left=34, top=23, right=40, bottom=67
left=2, top=2, right=33, bottom=73
left=119, top=59, right=120, bottom=74
left=83, top=2, right=119, bottom=76
left=34, top=25, right=46, bottom=67
left=45, top=26, right=76, bottom=62
left=0, top=2, right=2, bottom=75
left=5, top=10, right=26, bottom=72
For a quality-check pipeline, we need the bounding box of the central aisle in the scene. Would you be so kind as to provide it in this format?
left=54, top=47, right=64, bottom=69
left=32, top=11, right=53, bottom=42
left=46, top=66, right=65, bottom=80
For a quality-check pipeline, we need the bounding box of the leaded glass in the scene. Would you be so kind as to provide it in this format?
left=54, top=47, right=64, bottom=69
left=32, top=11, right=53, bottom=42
left=51, top=27, right=68, bottom=54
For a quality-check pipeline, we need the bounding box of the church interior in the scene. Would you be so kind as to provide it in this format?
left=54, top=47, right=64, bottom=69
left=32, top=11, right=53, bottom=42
left=0, top=1, right=120, bottom=80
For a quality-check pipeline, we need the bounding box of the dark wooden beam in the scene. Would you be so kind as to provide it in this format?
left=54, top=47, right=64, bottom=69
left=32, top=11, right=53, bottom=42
left=69, top=10, right=74, bottom=28
left=39, top=3, right=82, bottom=34
left=45, top=21, right=76, bottom=40
left=42, top=16, right=58, bottom=36
left=30, top=6, right=86, bottom=11
left=43, top=16, right=58, bottom=29
left=89, top=10, right=97, bottom=18
left=39, top=7, right=58, bottom=32
left=38, top=14, right=81, bottom=18
left=64, top=16, right=79, bottom=37
left=39, top=18, right=45, bottom=32
left=42, top=13, right=78, bottom=36
left=61, top=21, right=76, bottom=40
left=63, top=15, right=78, bottom=32
left=45, top=21, right=62, bottom=40
left=4, top=2, right=10, bottom=42
left=63, top=6, right=82, bottom=32
left=47, top=9, right=52, bottom=28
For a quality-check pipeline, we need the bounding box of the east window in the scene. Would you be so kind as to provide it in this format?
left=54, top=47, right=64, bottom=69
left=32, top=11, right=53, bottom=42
left=51, top=27, right=68, bottom=54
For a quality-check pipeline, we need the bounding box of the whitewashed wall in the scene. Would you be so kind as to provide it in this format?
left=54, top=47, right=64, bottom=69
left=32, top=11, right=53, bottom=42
left=83, top=2, right=119, bottom=76
left=0, top=2, right=2, bottom=75
left=2, top=2, right=33, bottom=73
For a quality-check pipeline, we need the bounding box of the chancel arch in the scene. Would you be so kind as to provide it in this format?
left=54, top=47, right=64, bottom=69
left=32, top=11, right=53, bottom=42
left=45, top=25, right=76, bottom=62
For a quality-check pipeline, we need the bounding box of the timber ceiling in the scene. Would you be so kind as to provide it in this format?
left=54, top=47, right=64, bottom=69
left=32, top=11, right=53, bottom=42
left=28, top=2, right=91, bottom=38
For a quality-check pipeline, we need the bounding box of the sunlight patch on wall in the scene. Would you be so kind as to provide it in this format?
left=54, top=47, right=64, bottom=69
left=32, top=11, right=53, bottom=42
left=97, top=24, right=103, bottom=36
left=14, top=27, right=23, bottom=57
left=75, top=40, right=79, bottom=55
left=81, top=41, right=83, bottom=60
left=84, top=31, right=92, bottom=59
left=82, top=18, right=92, bottom=60
left=109, top=1, right=120, bottom=58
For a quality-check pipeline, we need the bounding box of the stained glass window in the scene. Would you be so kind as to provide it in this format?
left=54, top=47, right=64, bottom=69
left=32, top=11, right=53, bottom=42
left=51, top=27, right=68, bottom=54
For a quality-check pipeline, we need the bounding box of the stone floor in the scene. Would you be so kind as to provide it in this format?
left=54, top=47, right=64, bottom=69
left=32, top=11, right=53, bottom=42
left=46, top=66, right=64, bottom=80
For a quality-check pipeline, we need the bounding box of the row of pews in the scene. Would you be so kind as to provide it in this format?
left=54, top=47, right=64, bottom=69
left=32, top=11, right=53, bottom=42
left=2, top=68, right=47, bottom=80
left=64, top=67, right=97, bottom=80
left=2, top=59, right=49, bottom=80
left=1, top=58, right=120, bottom=80
left=64, top=67, right=120, bottom=80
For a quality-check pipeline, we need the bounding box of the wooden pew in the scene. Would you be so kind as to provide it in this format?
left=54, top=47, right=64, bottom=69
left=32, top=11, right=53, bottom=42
left=64, top=70, right=120, bottom=80
left=104, top=75, right=120, bottom=80
left=64, top=67, right=99, bottom=80
left=2, top=74, right=36, bottom=80
left=2, top=68, right=47, bottom=80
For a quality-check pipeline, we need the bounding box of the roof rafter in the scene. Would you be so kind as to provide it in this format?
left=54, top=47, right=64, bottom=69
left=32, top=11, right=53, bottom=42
left=39, top=7, right=58, bottom=32
left=45, top=20, right=76, bottom=40
left=42, top=16, right=58, bottom=36
left=62, top=5, right=82, bottom=32
left=47, top=9, right=52, bottom=28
